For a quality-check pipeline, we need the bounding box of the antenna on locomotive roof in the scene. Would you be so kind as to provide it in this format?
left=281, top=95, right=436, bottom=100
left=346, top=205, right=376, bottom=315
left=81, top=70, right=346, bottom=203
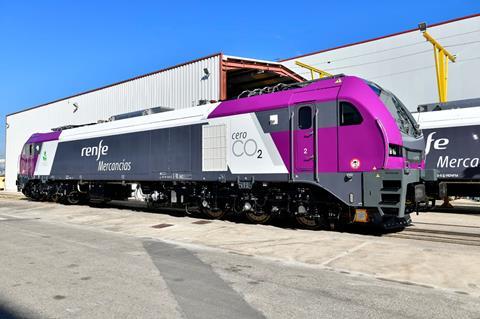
left=108, top=106, right=173, bottom=122
left=236, top=74, right=344, bottom=99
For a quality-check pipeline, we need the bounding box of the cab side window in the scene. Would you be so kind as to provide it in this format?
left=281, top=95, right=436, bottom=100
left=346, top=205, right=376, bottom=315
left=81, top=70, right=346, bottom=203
left=298, top=106, right=312, bottom=129
left=340, top=102, right=363, bottom=126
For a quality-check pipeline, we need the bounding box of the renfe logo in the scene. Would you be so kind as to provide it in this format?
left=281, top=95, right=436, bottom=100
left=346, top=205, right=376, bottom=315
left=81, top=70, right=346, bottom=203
left=81, top=140, right=109, bottom=161
left=425, top=132, right=449, bottom=155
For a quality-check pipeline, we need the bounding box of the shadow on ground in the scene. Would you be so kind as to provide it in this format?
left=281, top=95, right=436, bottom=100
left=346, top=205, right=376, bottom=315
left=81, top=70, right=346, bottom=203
left=0, top=302, right=35, bottom=319
left=430, top=205, right=480, bottom=215
left=29, top=198, right=392, bottom=236
left=19, top=197, right=480, bottom=236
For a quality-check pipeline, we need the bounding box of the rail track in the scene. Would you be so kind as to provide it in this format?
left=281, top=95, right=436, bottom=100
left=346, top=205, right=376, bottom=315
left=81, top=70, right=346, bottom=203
left=386, top=225, right=480, bottom=247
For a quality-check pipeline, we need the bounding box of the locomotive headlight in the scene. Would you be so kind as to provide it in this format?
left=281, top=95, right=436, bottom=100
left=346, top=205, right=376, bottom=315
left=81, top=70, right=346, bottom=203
left=388, top=144, right=402, bottom=157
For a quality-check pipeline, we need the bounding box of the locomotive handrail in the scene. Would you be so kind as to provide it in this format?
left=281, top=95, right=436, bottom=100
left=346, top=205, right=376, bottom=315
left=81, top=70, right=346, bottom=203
left=313, top=107, right=319, bottom=183
left=376, top=119, right=389, bottom=168
left=290, top=111, right=295, bottom=181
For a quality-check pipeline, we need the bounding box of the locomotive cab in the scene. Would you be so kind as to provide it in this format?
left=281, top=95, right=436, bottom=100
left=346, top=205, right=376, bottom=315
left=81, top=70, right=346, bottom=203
left=19, top=143, right=41, bottom=179
left=359, top=81, right=428, bottom=227
left=17, top=132, right=60, bottom=194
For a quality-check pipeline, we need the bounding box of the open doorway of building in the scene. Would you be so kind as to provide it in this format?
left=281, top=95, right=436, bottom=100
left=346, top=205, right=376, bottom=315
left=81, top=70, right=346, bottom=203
left=221, top=55, right=305, bottom=100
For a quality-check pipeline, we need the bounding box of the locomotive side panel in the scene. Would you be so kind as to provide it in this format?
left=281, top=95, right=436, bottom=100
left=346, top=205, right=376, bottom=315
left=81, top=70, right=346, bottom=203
left=45, top=114, right=290, bottom=183
left=151, top=125, right=202, bottom=180
left=49, top=126, right=200, bottom=181
left=50, top=130, right=151, bottom=180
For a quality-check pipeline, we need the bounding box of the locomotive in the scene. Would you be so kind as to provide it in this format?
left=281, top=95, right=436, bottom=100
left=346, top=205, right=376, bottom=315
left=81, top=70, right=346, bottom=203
left=17, top=75, right=427, bottom=229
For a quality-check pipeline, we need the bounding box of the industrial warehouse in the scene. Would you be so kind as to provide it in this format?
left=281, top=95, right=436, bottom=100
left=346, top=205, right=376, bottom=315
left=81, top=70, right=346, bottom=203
left=2, top=8, right=480, bottom=319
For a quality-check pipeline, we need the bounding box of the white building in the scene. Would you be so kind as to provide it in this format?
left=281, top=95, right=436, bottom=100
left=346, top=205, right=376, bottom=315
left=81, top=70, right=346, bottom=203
left=0, top=159, right=5, bottom=176
left=282, top=14, right=480, bottom=111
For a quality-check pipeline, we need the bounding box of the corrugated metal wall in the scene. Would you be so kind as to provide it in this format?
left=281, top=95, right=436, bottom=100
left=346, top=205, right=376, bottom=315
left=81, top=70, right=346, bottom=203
left=5, top=54, right=221, bottom=190
left=282, top=15, right=480, bottom=112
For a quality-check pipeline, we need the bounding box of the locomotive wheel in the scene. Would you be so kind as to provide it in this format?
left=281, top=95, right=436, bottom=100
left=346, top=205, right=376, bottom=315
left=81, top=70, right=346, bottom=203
left=245, top=209, right=271, bottom=224
left=296, top=215, right=322, bottom=229
left=51, top=192, right=61, bottom=203
left=200, top=199, right=227, bottom=219
left=66, top=191, right=81, bottom=205
left=202, top=207, right=226, bottom=219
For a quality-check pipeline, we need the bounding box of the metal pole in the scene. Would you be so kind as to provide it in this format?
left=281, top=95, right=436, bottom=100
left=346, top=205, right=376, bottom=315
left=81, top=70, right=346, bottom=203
left=433, top=47, right=443, bottom=102
left=444, top=53, right=449, bottom=102
left=439, top=51, right=445, bottom=102
left=289, top=111, right=295, bottom=182
left=313, top=107, right=319, bottom=183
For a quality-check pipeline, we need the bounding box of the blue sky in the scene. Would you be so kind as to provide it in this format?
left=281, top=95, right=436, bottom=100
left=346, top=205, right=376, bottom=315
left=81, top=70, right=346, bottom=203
left=1, top=1, right=479, bottom=157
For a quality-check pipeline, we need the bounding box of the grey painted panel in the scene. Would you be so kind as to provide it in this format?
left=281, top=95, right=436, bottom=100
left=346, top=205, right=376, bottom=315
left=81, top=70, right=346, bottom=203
left=363, top=170, right=420, bottom=217
left=402, top=132, right=425, bottom=151
left=316, top=101, right=338, bottom=128
left=255, top=100, right=337, bottom=135
left=169, top=126, right=191, bottom=172
left=150, top=129, right=169, bottom=173
left=295, top=172, right=362, bottom=206
left=317, top=172, right=362, bottom=206
left=255, top=108, right=290, bottom=133
left=50, top=131, right=151, bottom=180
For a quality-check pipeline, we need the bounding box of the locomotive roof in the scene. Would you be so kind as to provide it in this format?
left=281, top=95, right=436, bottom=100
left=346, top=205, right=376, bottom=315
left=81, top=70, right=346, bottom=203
left=417, top=98, right=480, bottom=113
left=55, top=103, right=218, bottom=142
left=29, top=75, right=373, bottom=144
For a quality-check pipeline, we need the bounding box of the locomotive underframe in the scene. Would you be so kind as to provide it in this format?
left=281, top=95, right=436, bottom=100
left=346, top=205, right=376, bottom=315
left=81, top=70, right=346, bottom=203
left=18, top=168, right=424, bottom=229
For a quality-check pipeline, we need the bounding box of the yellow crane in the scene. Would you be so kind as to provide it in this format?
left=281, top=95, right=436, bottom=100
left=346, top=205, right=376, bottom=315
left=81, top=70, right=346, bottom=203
left=295, top=61, right=332, bottom=80
left=418, top=22, right=456, bottom=103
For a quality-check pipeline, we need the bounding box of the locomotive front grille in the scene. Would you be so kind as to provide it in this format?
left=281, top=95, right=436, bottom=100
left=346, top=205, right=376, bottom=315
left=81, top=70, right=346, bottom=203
left=381, top=180, right=401, bottom=192
left=381, top=207, right=400, bottom=216
left=380, top=193, right=401, bottom=205
left=379, top=179, right=402, bottom=207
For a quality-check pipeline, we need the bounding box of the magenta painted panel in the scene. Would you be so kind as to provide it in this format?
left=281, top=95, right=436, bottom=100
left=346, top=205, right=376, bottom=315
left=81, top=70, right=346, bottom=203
left=295, top=129, right=314, bottom=171
left=20, top=151, right=37, bottom=177
left=19, top=156, right=28, bottom=175
left=386, top=157, right=405, bottom=169
left=270, top=131, right=290, bottom=171
left=317, top=127, right=338, bottom=172
left=336, top=77, right=405, bottom=172
left=338, top=122, right=384, bottom=172
left=271, top=127, right=339, bottom=174
left=29, top=154, right=38, bottom=176
left=337, top=77, right=403, bottom=147
left=27, top=131, right=61, bottom=143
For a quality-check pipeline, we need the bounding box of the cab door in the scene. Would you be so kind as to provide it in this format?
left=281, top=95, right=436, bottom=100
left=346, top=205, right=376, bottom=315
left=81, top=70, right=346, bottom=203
left=19, top=144, right=29, bottom=175
left=27, top=144, right=36, bottom=176
left=293, top=104, right=315, bottom=172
